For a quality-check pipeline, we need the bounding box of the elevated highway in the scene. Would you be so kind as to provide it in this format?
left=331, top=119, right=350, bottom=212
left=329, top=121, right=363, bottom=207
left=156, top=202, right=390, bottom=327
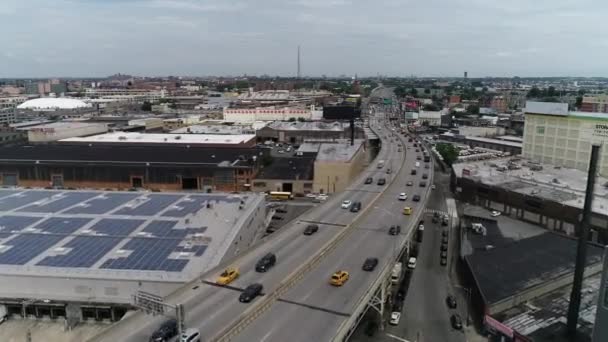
left=90, top=88, right=432, bottom=342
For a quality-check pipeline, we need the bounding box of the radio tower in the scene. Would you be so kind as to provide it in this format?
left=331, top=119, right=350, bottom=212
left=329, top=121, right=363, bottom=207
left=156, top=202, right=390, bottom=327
left=297, top=45, right=301, bottom=79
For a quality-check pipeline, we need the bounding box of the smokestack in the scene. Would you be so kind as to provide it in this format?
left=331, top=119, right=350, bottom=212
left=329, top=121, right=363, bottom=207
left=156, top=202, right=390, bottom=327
left=566, top=143, right=601, bottom=337
left=297, top=45, right=301, bottom=79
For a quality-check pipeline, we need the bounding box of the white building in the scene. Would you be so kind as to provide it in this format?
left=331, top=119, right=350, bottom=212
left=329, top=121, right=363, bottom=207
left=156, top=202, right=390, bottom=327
left=223, top=106, right=321, bottom=122
left=17, top=98, right=91, bottom=111
left=523, top=101, right=608, bottom=176
left=20, top=122, right=108, bottom=143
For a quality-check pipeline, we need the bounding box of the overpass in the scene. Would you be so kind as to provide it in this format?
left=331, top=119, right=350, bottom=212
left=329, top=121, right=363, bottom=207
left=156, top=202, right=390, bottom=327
left=89, top=88, right=433, bottom=342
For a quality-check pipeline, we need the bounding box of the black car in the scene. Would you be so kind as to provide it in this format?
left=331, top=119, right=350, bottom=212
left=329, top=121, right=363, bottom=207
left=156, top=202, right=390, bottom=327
left=149, top=318, right=178, bottom=342
left=350, top=201, right=362, bottom=212
left=422, top=173, right=428, bottom=179
left=451, top=314, right=463, bottom=330
left=411, top=169, right=417, bottom=175
left=440, top=244, right=448, bottom=251
left=424, top=164, right=430, bottom=169
left=362, top=257, right=379, bottom=271
left=389, top=225, right=401, bottom=235
left=416, top=156, right=421, bottom=160
left=415, top=149, right=419, bottom=152
left=364, top=177, right=373, bottom=184
left=441, top=230, right=448, bottom=237
left=412, top=194, right=420, bottom=202
left=255, top=253, right=276, bottom=272
left=239, top=283, right=263, bottom=303
left=446, top=295, right=457, bottom=309
left=386, top=168, right=392, bottom=174
left=419, top=181, right=427, bottom=187
left=377, top=178, right=386, bottom=185
left=440, top=250, right=447, bottom=258
left=441, top=257, right=447, bottom=266
left=442, top=235, right=448, bottom=244
left=303, top=224, right=319, bottom=235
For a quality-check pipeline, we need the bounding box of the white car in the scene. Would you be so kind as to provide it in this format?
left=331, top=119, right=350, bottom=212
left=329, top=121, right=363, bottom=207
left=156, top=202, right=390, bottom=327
left=490, top=211, right=501, bottom=217
left=398, top=193, right=408, bottom=201
left=431, top=184, right=436, bottom=190
left=389, top=312, right=401, bottom=325
left=341, top=200, right=352, bottom=209
left=407, top=257, right=417, bottom=269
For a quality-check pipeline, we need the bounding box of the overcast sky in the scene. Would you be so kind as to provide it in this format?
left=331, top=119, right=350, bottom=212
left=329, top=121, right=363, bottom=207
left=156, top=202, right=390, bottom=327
left=1, top=0, right=607, bottom=78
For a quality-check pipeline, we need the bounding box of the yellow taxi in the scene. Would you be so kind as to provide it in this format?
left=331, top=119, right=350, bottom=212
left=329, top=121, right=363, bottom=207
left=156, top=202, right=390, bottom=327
left=216, top=267, right=240, bottom=285
left=403, top=207, right=413, bottom=215
left=330, top=270, right=350, bottom=286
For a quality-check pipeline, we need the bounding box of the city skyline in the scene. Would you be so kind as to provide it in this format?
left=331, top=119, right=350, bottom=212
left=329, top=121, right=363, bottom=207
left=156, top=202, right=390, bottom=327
left=1, top=0, right=607, bottom=78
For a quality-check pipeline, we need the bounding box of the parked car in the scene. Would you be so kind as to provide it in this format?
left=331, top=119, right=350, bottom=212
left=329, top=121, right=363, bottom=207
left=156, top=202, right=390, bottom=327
left=451, top=314, right=463, bottom=330
left=239, top=283, right=263, bottom=303
left=364, top=177, right=373, bottom=184
left=442, top=235, right=448, bottom=244
left=362, top=257, right=379, bottom=271
left=440, top=250, right=447, bottom=258
left=446, top=295, right=457, bottom=309
left=407, top=257, right=417, bottom=269
left=389, top=225, right=401, bottom=235
left=389, top=312, right=401, bottom=325
left=440, top=244, right=448, bottom=251
left=149, top=319, right=178, bottom=342
left=491, top=210, right=502, bottom=217
left=303, top=224, right=319, bottom=235
left=255, top=253, right=276, bottom=272
left=440, top=257, right=447, bottom=266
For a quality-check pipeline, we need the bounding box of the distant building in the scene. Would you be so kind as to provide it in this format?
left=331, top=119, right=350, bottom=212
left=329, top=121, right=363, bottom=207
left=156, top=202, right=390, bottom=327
left=162, top=116, right=202, bottom=131
left=523, top=101, right=608, bottom=176
left=19, top=122, right=108, bottom=143
left=490, top=96, right=508, bottom=112
left=581, top=95, right=608, bottom=113
left=17, top=98, right=91, bottom=111
left=252, top=156, right=316, bottom=195
left=223, top=106, right=319, bottom=122
left=257, top=121, right=364, bottom=144
left=311, top=140, right=366, bottom=194
left=418, top=110, right=445, bottom=126
left=59, top=131, right=257, bottom=148
left=449, top=95, right=461, bottom=105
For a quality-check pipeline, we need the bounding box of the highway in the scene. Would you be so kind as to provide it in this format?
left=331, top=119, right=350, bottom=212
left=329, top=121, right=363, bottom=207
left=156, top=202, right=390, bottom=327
left=227, top=94, right=434, bottom=341
left=90, top=87, right=416, bottom=342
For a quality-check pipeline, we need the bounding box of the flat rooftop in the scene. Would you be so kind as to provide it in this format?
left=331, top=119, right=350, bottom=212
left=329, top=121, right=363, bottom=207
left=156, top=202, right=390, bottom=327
left=17, top=121, right=107, bottom=131
left=0, top=189, right=263, bottom=282
left=171, top=124, right=255, bottom=135
left=267, top=121, right=348, bottom=131
left=316, top=140, right=364, bottom=162
left=453, top=158, right=608, bottom=215
left=60, top=132, right=256, bottom=145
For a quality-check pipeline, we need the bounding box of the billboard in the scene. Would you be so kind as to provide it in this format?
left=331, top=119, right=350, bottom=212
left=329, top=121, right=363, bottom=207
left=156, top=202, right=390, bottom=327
left=323, top=105, right=361, bottom=120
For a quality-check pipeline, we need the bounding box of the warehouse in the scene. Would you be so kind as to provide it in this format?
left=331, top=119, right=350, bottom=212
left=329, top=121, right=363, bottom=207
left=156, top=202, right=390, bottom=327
left=0, top=189, right=265, bottom=325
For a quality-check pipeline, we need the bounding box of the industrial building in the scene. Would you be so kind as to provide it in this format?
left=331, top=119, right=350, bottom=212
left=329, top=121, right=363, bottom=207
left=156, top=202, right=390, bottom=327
left=0, top=189, right=265, bottom=325
left=252, top=156, right=316, bottom=194
left=223, top=106, right=322, bottom=122
left=17, top=98, right=91, bottom=111
left=523, top=101, right=608, bottom=177
left=58, top=131, right=257, bottom=148
left=256, top=121, right=364, bottom=144
left=0, top=142, right=265, bottom=191
left=18, top=122, right=109, bottom=143
left=439, top=132, right=522, bottom=155
left=452, top=158, right=608, bottom=244
left=311, top=140, right=367, bottom=194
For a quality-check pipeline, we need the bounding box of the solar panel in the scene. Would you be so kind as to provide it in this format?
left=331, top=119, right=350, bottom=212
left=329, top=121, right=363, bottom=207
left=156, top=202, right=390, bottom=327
left=161, top=195, right=241, bottom=217
left=64, top=193, right=140, bottom=214
left=18, top=192, right=98, bottom=213
left=0, top=234, right=65, bottom=265
left=0, top=215, right=43, bottom=233
left=114, top=194, right=183, bottom=216
left=0, top=191, right=52, bottom=211
left=86, top=218, right=144, bottom=236
left=34, top=217, right=92, bottom=235
left=37, top=236, right=123, bottom=268
left=100, top=238, right=189, bottom=272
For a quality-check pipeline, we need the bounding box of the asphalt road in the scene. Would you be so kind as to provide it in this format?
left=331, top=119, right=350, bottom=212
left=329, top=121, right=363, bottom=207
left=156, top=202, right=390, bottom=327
left=230, top=106, right=433, bottom=341
left=90, top=90, right=406, bottom=342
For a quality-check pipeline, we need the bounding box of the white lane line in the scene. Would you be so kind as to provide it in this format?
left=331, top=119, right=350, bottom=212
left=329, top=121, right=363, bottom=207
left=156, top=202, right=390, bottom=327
left=386, top=333, right=412, bottom=342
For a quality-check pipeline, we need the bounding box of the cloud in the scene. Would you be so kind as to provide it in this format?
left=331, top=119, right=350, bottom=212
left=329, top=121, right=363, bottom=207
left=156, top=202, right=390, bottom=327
left=147, top=0, right=247, bottom=12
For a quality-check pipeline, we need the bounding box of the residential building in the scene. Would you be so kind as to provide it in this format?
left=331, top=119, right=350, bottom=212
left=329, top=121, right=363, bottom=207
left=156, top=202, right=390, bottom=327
left=523, top=101, right=608, bottom=176
left=581, top=95, right=608, bottom=113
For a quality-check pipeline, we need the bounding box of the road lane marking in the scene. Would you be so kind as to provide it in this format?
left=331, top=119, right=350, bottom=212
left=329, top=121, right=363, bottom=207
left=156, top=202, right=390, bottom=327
left=276, top=298, right=351, bottom=317
left=299, top=220, right=347, bottom=227
left=385, top=333, right=412, bottom=342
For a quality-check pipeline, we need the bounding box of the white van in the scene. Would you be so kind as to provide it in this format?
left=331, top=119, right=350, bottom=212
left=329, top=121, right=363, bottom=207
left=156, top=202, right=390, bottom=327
left=391, top=262, right=403, bottom=284
left=415, top=161, right=420, bottom=168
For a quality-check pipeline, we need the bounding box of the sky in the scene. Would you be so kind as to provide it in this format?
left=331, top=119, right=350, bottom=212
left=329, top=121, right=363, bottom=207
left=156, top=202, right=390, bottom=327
left=1, top=0, right=608, bottom=78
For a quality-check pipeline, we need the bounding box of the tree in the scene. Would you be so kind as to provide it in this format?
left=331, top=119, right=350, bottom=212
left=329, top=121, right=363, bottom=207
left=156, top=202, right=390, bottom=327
left=141, top=101, right=152, bottom=111
left=424, top=88, right=431, bottom=95
left=547, top=86, right=557, bottom=97
left=527, top=87, right=541, bottom=98
left=576, top=96, right=583, bottom=108
left=235, top=80, right=250, bottom=89
left=435, top=143, right=459, bottom=166
left=288, top=117, right=296, bottom=122
left=467, top=104, right=480, bottom=114
left=423, top=103, right=439, bottom=111
left=409, top=88, right=418, bottom=96
left=297, top=117, right=306, bottom=122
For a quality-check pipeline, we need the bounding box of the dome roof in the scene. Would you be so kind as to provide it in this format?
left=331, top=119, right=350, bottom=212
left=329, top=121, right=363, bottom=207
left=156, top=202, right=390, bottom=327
left=18, top=98, right=90, bottom=110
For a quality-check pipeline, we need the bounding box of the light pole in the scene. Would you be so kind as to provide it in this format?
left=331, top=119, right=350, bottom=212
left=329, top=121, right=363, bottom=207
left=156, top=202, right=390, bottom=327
left=454, top=284, right=471, bottom=327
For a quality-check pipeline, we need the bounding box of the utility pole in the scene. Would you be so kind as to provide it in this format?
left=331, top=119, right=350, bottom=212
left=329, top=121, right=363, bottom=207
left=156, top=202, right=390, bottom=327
left=297, top=45, right=301, bottom=79
left=566, top=143, right=600, bottom=337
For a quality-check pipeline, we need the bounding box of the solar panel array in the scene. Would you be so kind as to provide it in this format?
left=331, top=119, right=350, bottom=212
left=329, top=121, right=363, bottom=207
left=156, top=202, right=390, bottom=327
left=0, top=189, right=243, bottom=273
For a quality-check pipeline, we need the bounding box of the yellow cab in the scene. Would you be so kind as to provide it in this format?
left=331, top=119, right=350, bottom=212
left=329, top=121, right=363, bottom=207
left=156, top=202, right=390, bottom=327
left=330, top=270, right=350, bottom=286
left=216, top=267, right=240, bottom=285
left=403, top=207, right=413, bottom=215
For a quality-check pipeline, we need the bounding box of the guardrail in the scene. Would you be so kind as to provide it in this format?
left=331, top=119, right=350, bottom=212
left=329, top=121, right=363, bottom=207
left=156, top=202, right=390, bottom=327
left=333, top=129, right=436, bottom=342
left=210, top=119, right=405, bottom=341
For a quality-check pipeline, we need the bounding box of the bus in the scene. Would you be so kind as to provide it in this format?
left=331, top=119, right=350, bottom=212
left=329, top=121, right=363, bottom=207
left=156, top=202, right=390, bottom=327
left=269, top=191, right=293, bottom=201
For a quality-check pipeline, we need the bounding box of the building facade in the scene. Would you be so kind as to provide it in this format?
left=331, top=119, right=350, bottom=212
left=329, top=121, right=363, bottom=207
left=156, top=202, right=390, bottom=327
left=523, top=101, right=608, bottom=176
left=581, top=95, right=608, bottom=113
left=223, top=107, right=317, bottom=122
left=313, top=141, right=366, bottom=194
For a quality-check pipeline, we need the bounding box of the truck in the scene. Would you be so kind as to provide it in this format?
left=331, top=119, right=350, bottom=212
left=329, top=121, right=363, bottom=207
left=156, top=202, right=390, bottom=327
left=391, top=262, right=403, bottom=285
left=377, top=160, right=385, bottom=169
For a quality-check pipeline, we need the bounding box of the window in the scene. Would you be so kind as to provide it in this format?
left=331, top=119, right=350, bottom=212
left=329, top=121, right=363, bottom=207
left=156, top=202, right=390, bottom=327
left=536, top=126, right=545, bottom=134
